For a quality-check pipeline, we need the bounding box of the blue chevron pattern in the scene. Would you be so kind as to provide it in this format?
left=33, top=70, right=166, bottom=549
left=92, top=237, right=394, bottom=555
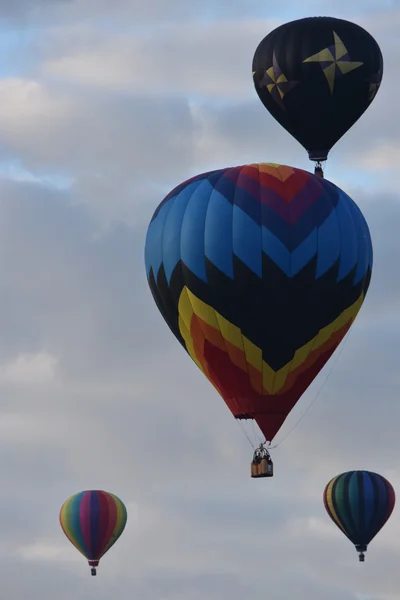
left=145, top=164, right=372, bottom=285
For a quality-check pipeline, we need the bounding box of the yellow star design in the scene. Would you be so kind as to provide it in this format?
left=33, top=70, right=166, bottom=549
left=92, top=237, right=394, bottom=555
left=303, top=31, right=363, bottom=93
left=253, top=53, right=298, bottom=109
left=264, top=66, right=290, bottom=98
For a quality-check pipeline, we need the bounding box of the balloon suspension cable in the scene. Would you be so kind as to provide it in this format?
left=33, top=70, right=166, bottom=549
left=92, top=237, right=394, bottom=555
left=252, top=419, right=265, bottom=447
left=314, top=161, right=324, bottom=178
left=238, top=421, right=258, bottom=449
left=238, top=419, right=266, bottom=450
left=269, top=329, right=352, bottom=450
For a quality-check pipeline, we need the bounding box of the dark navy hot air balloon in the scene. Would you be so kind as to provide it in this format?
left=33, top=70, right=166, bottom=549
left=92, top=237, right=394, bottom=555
left=145, top=164, right=372, bottom=470
left=324, top=471, right=396, bottom=561
left=252, top=17, right=383, bottom=173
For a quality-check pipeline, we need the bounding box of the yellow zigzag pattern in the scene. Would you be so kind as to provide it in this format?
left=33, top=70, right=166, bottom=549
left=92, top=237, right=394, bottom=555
left=177, top=286, right=364, bottom=395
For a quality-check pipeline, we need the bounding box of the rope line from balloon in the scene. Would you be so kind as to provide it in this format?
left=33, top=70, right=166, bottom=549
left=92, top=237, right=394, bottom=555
left=268, top=328, right=352, bottom=449
left=238, top=420, right=256, bottom=449
left=237, top=328, right=352, bottom=451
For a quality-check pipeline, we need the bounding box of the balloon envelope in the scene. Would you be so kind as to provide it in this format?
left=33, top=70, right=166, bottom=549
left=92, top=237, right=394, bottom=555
left=323, top=470, right=395, bottom=560
left=60, top=490, right=127, bottom=573
left=145, top=163, right=372, bottom=443
left=252, top=17, right=383, bottom=161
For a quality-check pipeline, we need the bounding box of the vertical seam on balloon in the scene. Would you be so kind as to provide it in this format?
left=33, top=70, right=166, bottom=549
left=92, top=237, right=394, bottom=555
left=179, top=179, right=212, bottom=354
left=304, top=178, right=341, bottom=384
left=276, top=164, right=296, bottom=397
left=90, top=490, right=97, bottom=559
left=103, top=494, right=126, bottom=554
left=157, top=192, right=180, bottom=347
left=179, top=172, right=241, bottom=417
left=204, top=167, right=241, bottom=412
left=99, top=491, right=111, bottom=559
left=258, top=164, right=264, bottom=403
left=287, top=176, right=322, bottom=399
left=380, top=478, right=390, bottom=530
left=81, top=491, right=92, bottom=559
left=334, top=473, right=350, bottom=539
left=346, top=196, right=367, bottom=327
left=332, top=189, right=343, bottom=338
left=364, top=471, right=373, bottom=533
left=259, top=164, right=264, bottom=403
left=254, top=164, right=264, bottom=401
left=330, top=476, right=350, bottom=537
left=351, top=201, right=368, bottom=287
left=357, top=471, right=364, bottom=539
left=368, top=473, right=381, bottom=543
left=60, top=499, right=83, bottom=555
left=368, top=202, right=373, bottom=273
left=61, top=493, right=90, bottom=560
left=348, top=197, right=360, bottom=289
left=97, top=491, right=104, bottom=559
left=325, top=478, right=341, bottom=530
left=267, top=165, right=281, bottom=397
left=377, top=475, right=389, bottom=537
left=230, top=165, right=254, bottom=416
left=361, top=471, right=369, bottom=536
left=235, top=165, right=262, bottom=405
left=388, top=479, right=396, bottom=517
left=365, top=471, right=376, bottom=531
left=97, top=490, right=110, bottom=560
left=210, top=167, right=249, bottom=416
left=372, top=474, right=392, bottom=541
left=260, top=164, right=271, bottom=430
left=360, top=201, right=372, bottom=292
left=75, top=492, right=90, bottom=558
left=108, top=495, right=125, bottom=553
left=344, top=471, right=358, bottom=542
left=91, top=491, right=99, bottom=559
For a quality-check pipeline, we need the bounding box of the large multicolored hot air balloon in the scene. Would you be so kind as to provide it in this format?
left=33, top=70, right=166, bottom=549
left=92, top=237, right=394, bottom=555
left=145, top=163, right=372, bottom=468
left=60, top=490, right=127, bottom=575
left=323, top=471, right=395, bottom=561
left=252, top=17, right=383, bottom=172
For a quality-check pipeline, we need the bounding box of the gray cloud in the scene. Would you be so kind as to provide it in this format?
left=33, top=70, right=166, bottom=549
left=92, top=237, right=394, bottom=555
left=0, top=1, right=398, bottom=599
left=0, top=0, right=394, bottom=25
left=0, top=7, right=396, bottom=210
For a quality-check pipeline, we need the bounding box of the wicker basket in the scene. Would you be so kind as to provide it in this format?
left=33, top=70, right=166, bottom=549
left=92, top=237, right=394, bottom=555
left=251, top=457, right=273, bottom=478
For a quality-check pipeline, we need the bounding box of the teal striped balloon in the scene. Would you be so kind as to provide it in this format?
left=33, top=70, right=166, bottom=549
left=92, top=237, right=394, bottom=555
left=323, top=470, right=395, bottom=561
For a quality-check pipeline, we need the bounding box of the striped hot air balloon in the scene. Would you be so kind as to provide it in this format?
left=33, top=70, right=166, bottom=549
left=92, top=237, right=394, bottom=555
left=145, top=163, right=372, bottom=471
left=323, top=470, right=395, bottom=561
left=60, top=490, right=127, bottom=575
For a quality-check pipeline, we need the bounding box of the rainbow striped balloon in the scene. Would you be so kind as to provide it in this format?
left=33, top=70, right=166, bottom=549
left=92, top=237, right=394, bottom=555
left=60, top=490, right=128, bottom=575
left=323, top=470, right=395, bottom=561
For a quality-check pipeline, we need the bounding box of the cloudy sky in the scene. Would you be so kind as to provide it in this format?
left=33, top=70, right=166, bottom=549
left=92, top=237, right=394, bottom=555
left=0, top=0, right=399, bottom=598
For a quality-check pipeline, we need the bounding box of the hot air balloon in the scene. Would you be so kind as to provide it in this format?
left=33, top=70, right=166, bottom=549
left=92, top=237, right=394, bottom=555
left=323, top=471, right=395, bottom=561
left=144, top=163, right=372, bottom=476
left=60, top=490, right=127, bottom=575
left=252, top=17, right=383, bottom=175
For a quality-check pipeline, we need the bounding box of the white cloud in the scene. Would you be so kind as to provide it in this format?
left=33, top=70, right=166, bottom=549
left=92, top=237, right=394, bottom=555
left=16, top=540, right=69, bottom=562
left=0, top=351, right=58, bottom=385
left=40, top=19, right=276, bottom=98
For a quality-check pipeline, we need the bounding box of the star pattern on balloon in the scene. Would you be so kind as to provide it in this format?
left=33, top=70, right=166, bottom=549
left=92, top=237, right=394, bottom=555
left=254, top=52, right=298, bottom=108
left=303, top=31, right=363, bottom=93
left=368, top=67, right=382, bottom=101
